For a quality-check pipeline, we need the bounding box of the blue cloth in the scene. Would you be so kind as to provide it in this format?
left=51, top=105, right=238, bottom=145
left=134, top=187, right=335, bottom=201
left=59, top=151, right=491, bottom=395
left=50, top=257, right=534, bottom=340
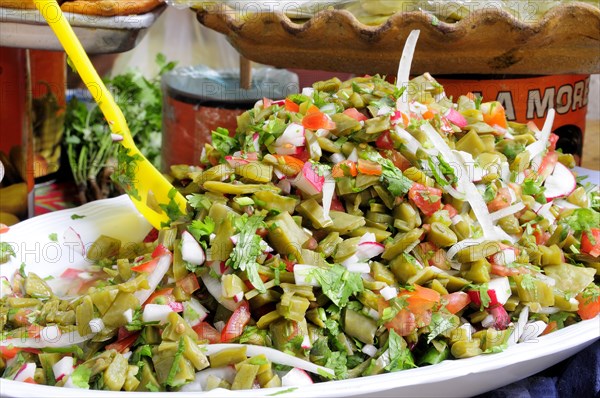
left=478, top=340, right=600, bottom=398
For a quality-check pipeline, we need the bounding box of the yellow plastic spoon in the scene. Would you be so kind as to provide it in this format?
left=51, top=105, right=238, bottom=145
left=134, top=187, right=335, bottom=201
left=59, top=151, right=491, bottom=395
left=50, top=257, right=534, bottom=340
left=33, top=0, right=187, bottom=230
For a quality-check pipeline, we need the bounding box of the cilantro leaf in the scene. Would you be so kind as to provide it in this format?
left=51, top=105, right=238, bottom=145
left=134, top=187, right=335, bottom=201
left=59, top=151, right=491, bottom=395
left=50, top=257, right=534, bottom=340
left=188, top=217, right=215, bottom=242
left=564, top=208, right=600, bottom=234
left=186, top=193, right=212, bottom=211
left=49, top=233, right=58, bottom=242
left=70, top=214, right=86, bottom=220
left=362, top=151, right=413, bottom=196
left=324, top=350, right=348, bottom=379
left=478, top=284, right=491, bottom=309
left=427, top=312, right=459, bottom=343
left=159, top=187, right=185, bottom=227
left=310, top=264, right=364, bottom=308
left=227, top=214, right=267, bottom=293
left=70, top=365, right=92, bottom=389
left=522, top=178, right=546, bottom=203
left=211, top=127, right=238, bottom=157
left=385, top=329, right=415, bottom=372
left=165, top=338, right=186, bottom=387
left=0, top=242, right=16, bottom=264
left=268, top=388, right=299, bottom=396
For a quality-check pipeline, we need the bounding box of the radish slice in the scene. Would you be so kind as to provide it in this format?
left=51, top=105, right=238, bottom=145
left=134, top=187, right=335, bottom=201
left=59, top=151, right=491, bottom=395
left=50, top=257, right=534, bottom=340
left=445, top=108, right=468, bottom=129
left=292, top=162, right=324, bottom=196
left=356, top=242, right=385, bottom=260
left=52, top=356, right=74, bottom=381
left=282, top=368, right=314, bottom=387
left=133, top=253, right=172, bottom=305
left=181, top=231, right=205, bottom=265
left=544, top=162, right=576, bottom=201
left=487, top=277, right=511, bottom=305
left=396, top=30, right=421, bottom=115
left=143, top=304, right=173, bottom=323
left=275, top=123, right=305, bottom=155
left=201, top=344, right=335, bottom=377
left=63, top=226, right=85, bottom=257
left=13, top=363, right=36, bottom=382
left=489, top=202, right=525, bottom=222
left=300, top=335, right=312, bottom=350
left=294, top=264, right=319, bottom=287
left=199, top=272, right=239, bottom=311
left=180, top=367, right=236, bottom=392
left=344, top=262, right=370, bottom=273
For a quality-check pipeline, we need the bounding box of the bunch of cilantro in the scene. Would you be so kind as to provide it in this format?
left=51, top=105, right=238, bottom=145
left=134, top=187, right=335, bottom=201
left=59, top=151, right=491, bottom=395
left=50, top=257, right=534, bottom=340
left=64, top=54, right=176, bottom=203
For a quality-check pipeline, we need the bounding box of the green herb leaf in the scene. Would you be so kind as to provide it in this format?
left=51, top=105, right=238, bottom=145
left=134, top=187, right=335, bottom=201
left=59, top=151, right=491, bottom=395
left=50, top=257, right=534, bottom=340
left=0, top=242, right=16, bottom=264
left=386, top=329, right=415, bottom=372
left=188, top=217, right=216, bottom=241
left=427, top=312, right=459, bottom=343
left=310, top=264, right=364, bottom=308
left=186, top=194, right=212, bottom=211
left=564, top=208, right=600, bottom=234
left=227, top=214, right=267, bottom=294
left=165, top=337, right=185, bottom=387
left=212, top=127, right=238, bottom=157
left=268, top=387, right=298, bottom=396
left=48, top=233, right=58, bottom=242
left=70, top=214, right=86, bottom=220
left=70, top=365, right=92, bottom=389
left=522, top=178, right=546, bottom=203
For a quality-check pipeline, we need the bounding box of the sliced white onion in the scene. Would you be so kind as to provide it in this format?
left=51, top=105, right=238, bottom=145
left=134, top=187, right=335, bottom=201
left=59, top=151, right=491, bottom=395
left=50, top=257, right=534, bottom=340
left=362, top=344, right=378, bottom=357
left=88, top=318, right=104, bottom=333
left=366, top=307, right=380, bottom=321
left=133, top=253, right=172, bottom=305
left=538, top=306, right=561, bottom=315
left=553, top=199, right=580, bottom=209
left=380, top=286, right=398, bottom=301
left=396, top=27, right=418, bottom=116
left=509, top=306, right=529, bottom=346
left=330, top=153, right=346, bottom=164
left=345, top=263, right=371, bottom=274
left=489, top=202, right=525, bottom=222
left=519, top=321, right=547, bottom=343
left=199, top=272, right=239, bottom=311
left=356, top=242, right=385, bottom=260
left=525, top=109, right=555, bottom=163
left=491, top=248, right=517, bottom=266
left=321, top=177, right=335, bottom=220
left=52, top=357, right=74, bottom=381
left=201, top=344, right=335, bottom=377
left=182, top=298, right=209, bottom=327
left=143, top=304, right=173, bottom=323
left=446, top=238, right=486, bottom=260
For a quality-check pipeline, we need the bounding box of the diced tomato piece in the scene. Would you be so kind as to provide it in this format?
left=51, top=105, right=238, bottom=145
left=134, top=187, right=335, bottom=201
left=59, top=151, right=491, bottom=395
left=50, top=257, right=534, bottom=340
left=576, top=290, right=600, bottom=320
left=106, top=331, right=140, bottom=353
left=151, top=244, right=171, bottom=258
left=466, top=92, right=476, bottom=101
left=442, top=292, right=471, bottom=314
left=0, top=346, right=20, bottom=360
left=285, top=98, right=300, bottom=113
left=379, top=149, right=411, bottom=171
left=486, top=187, right=512, bottom=212
left=130, top=257, right=160, bottom=273
left=402, top=285, right=441, bottom=314
left=580, top=229, right=600, bottom=258
left=302, top=111, right=336, bottom=130
left=23, top=377, right=36, bottom=384
left=490, top=263, right=523, bottom=277
left=221, top=301, right=252, bottom=342
left=193, top=322, right=221, bottom=344
left=548, top=133, right=559, bottom=151
left=481, top=101, right=508, bottom=129
left=357, top=159, right=382, bottom=176
left=176, top=273, right=200, bottom=295
left=408, top=183, right=443, bottom=216
left=273, top=154, right=305, bottom=176
left=306, top=104, right=320, bottom=114
left=331, top=160, right=357, bottom=178
left=343, top=107, right=368, bottom=122
left=422, top=109, right=435, bottom=120
left=283, top=259, right=295, bottom=273
left=533, top=229, right=550, bottom=245
left=384, top=308, right=416, bottom=337
left=375, top=130, right=395, bottom=150
left=442, top=204, right=458, bottom=218
left=0, top=224, right=10, bottom=234
left=143, top=228, right=159, bottom=243
left=144, top=288, right=175, bottom=306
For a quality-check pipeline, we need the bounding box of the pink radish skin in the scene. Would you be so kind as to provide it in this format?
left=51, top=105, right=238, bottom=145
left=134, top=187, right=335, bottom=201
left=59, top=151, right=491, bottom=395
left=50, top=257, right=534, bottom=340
left=543, top=162, right=576, bottom=201
left=14, top=363, right=36, bottom=382
left=292, top=162, right=324, bottom=196
left=282, top=368, right=314, bottom=387
left=52, top=357, right=74, bottom=382
left=445, top=108, right=468, bottom=128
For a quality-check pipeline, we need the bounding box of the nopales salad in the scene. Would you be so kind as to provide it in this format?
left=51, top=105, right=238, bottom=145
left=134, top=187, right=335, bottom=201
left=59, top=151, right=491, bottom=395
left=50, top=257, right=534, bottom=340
left=1, top=50, right=599, bottom=393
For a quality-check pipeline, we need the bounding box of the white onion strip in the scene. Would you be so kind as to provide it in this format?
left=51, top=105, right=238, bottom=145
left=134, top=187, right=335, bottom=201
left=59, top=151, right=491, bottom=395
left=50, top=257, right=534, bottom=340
left=199, top=272, right=239, bottom=312
left=396, top=30, right=420, bottom=115
left=525, top=109, right=555, bottom=166
left=489, top=202, right=525, bottom=222
left=201, top=344, right=335, bottom=377
left=133, top=254, right=172, bottom=305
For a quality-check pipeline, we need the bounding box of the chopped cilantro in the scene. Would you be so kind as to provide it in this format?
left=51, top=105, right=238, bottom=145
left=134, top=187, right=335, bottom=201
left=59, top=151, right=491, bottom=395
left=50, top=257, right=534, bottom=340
left=522, top=178, right=546, bottom=203
left=70, top=214, right=86, bottom=220
left=188, top=217, right=215, bottom=242
left=186, top=193, right=212, bottom=211
left=310, top=264, right=363, bottom=308
left=520, top=274, right=538, bottom=295
left=563, top=208, right=600, bottom=234
left=268, top=387, right=299, bottom=396
left=70, top=365, right=92, bottom=389
left=581, top=284, right=600, bottom=305
left=48, top=233, right=58, bottom=242
left=478, top=284, right=491, bottom=309
left=112, top=146, right=142, bottom=201
left=211, top=127, right=238, bottom=157
left=362, top=151, right=413, bottom=196
left=483, top=184, right=497, bottom=203
left=227, top=214, right=267, bottom=293
left=385, top=330, right=415, bottom=372
left=165, top=338, right=185, bottom=387
left=159, top=187, right=185, bottom=227
left=427, top=312, right=459, bottom=343
left=0, top=242, right=16, bottom=263
left=324, top=350, right=348, bottom=379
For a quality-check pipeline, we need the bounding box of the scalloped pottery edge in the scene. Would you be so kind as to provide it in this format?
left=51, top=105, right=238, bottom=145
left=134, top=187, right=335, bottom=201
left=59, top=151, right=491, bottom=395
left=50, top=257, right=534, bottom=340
left=196, top=2, right=600, bottom=76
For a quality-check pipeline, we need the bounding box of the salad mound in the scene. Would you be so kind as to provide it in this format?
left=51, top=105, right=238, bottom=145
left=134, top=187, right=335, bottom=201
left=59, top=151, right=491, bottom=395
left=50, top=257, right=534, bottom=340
left=0, top=72, right=599, bottom=392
